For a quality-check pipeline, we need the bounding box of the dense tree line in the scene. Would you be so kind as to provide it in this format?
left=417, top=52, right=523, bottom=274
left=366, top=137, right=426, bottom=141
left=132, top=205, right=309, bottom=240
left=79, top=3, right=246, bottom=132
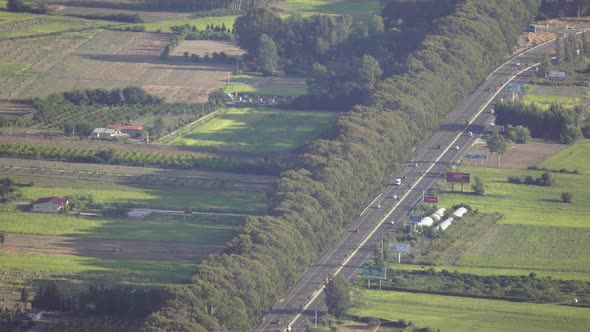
left=32, top=283, right=167, bottom=317
left=382, top=268, right=590, bottom=303
left=0, top=144, right=290, bottom=175
left=538, top=0, right=590, bottom=18
left=495, top=101, right=585, bottom=143
left=7, top=0, right=47, bottom=13
left=142, top=1, right=540, bottom=331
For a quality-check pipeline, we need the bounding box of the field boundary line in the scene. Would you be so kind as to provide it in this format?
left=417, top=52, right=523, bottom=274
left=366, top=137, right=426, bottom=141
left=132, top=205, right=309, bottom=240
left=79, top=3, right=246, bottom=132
left=158, top=108, right=222, bottom=142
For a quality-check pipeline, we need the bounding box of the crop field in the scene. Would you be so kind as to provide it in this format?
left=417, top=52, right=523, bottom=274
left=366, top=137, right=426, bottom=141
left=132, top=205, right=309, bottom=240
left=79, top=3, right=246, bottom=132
left=172, top=40, right=244, bottom=57
left=0, top=12, right=112, bottom=39
left=0, top=211, right=245, bottom=244
left=226, top=74, right=308, bottom=97
left=351, top=290, right=590, bottom=332
left=522, top=84, right=587, bottom=108
left=18, top=30, right=236, bottom=103
left=278, top=0, right=381, bottom=18
left=165, top=107, right=338, bottom=153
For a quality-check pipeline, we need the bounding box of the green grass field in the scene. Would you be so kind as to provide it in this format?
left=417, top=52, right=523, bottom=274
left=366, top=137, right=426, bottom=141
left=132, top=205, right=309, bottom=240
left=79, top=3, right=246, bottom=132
left=282, top=0, right=381, bottom=17
left=165, top=107, right=338, bottom=153
left=0, top=0, right=6, bottom=9
left=226, top=75, right=308, bottom=97
left=0, top=12, right=112, bottom=39
left=0, top=253, right=195, bottom=284
left=18, top=181, right=268, bottom=214
left=440, top=167, right=590, bottom=227
left=0, top=62, right=31, bottom=76
left=350, top=290, right=590, bottom=332
left=0, top=212, right=244, bottom=244
left=522, top=85, right=585, bottom=109
left=537, top=139, right=590, bottom=174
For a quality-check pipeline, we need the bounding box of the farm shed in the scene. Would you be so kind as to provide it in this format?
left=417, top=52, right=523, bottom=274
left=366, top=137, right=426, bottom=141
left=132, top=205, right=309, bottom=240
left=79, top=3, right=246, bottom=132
left=26, top=309, right=43, bottom=321
left=417, top=216, right=434, bottom=227
left=90, top=128, right=125, bottom=139
left=31, top=197, right=68, bottom=213
left=431, top=208, right=446, bottom=221
left=453, top=207, right=468, bottom=218
left=438, top=217, right=454, bottom=231
left=108, top=124, right=144, bottom=132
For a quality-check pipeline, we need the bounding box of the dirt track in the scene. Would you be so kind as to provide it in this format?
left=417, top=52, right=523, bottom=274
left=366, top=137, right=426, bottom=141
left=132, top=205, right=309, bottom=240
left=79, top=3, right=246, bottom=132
left=0, top=233, right=223, bottom=262
left=468, top=139, right=567, bottom=169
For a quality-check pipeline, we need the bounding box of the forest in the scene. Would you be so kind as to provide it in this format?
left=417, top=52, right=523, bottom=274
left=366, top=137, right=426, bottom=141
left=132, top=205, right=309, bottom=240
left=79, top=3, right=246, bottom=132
left=141, top=1, right=541, bottom=331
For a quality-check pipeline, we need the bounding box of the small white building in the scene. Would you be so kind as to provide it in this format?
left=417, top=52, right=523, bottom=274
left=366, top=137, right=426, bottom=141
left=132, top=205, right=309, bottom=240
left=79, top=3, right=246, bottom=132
left=26, top=309, right=43, bottom=321
left=90, top=128, right=123, bottom=139
left=31, top=197, right=69, bottom=213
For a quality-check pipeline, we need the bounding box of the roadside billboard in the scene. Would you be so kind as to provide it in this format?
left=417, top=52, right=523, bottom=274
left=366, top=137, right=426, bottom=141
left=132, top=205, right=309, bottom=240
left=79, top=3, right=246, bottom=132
left=464, top=152, right=488, bottom=161
left=447, top=172, right=470, bottom=183
left=363, top=264, right=387, bottom=279
left=388, top=243, right=411, bottom=253
left=409, top=215, right=422, bottom=223
left=423, top=196, right=439, bottom=203
left=549, top=71, right=566, bottom=81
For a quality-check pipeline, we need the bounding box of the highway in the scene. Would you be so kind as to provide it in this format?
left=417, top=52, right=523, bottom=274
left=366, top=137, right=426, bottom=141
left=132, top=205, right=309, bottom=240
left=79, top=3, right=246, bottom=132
left=255, top=30, right=578, bottom=332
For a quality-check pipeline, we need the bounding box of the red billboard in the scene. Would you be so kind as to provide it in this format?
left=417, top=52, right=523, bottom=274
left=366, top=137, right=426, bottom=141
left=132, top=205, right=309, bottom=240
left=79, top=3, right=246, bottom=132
left=423, top=196, right=439, bottom=203
left=447, top=172, right=470, bottom=183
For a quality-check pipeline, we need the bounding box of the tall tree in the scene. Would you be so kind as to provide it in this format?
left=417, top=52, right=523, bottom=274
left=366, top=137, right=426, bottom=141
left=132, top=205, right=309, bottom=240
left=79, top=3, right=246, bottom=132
left=355, top=55, right=383, bottom=92
left=324, top=275, right=351, bottom=318
left=486, top=129, right=507, bottom=167
left=255, top=34, right=278, bottom=75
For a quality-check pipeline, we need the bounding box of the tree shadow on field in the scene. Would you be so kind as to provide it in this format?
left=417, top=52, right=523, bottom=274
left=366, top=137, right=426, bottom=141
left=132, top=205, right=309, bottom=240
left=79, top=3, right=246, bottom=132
left=80, top=54, right=233, bottom=69
left=539, top=198, right=562, bottom=203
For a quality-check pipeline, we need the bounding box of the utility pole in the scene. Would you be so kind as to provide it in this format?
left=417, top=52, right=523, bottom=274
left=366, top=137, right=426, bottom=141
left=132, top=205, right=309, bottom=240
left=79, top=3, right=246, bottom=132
left=72, top=124, right=75, bottom=139
left=146, top=131, right=149, bottom=144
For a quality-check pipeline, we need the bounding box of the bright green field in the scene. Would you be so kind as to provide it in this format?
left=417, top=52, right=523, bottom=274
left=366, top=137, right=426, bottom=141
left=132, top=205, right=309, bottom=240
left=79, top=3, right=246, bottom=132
left=440, top=167, right=590, bottom=227
left=351, top=290, right=590, bottom=332
left=0, top=0, right=6, bottom=9
left=0, top=12, right=112, bottom=38
left=282, top=0, right=381, bottom=17
left=522, top=85, right=585, bottom=108
left=0, top=62, right=30, bottom=76
left=0, top=253, right=195, bottom=284
left=166, top=107, right=338, bottom=153
left=0, top=212, right=244, bottom=244
left=226, top=75, right=307, bottom=97
left=537, top=139, right=590, bottom=174
left=18, top=182, right=268, bottom=214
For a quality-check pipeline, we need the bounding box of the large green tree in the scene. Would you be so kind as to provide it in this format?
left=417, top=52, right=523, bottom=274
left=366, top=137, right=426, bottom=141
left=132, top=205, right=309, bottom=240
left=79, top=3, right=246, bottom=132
left=486, top=129, right=507, bottom=167
left=255, top=34, right=278, bottom=75
left=324, top=275, right=351, bottom=318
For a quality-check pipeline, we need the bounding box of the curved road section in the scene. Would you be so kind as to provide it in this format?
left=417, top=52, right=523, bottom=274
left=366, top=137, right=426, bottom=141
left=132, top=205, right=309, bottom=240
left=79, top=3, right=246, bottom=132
left=256, top=31, right=578, bottom=332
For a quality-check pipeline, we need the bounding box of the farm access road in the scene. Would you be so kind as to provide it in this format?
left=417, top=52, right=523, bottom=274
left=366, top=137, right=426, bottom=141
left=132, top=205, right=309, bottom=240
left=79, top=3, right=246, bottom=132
left=256, top=28, right=577, bottom=332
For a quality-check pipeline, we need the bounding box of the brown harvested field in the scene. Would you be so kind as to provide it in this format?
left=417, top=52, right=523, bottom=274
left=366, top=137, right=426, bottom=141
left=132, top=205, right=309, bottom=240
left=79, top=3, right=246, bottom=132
left=0, top=101, right=32, bottom=116
left=172, top=40, right=244, bottom=57
left=18, top=30, right=236, bottom=103
left=467, top=138, right=567, bottom=169
left=0, top=233, right=221, bottom=263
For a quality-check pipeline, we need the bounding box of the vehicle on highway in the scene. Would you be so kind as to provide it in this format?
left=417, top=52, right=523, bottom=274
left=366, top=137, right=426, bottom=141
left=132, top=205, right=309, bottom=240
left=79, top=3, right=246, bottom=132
left=467, top=131, right=473, bottom=136
left=390, top=220, right=395, bottom=225
left=414, top=162, right=418, bottom=167
left=391, top=194, right=398, bottom=200
left=394, top=178, right=402, bottom=185
left=354, top=227, right=360, bottom=233
left=374, top=204, right=381, bottom=209
left=454, top=145, right=460, bottom=150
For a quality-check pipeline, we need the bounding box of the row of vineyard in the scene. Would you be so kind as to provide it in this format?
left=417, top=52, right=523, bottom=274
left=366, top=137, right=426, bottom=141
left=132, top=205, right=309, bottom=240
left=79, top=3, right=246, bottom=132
left=0, top=144, right=290, bottom=175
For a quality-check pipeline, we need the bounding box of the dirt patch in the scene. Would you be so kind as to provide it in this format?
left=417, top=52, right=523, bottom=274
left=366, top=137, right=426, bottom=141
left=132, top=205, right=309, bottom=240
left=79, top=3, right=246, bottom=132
left=467, top=139, right=567, bottom=169
left=0, top=233, right=223, bottom=262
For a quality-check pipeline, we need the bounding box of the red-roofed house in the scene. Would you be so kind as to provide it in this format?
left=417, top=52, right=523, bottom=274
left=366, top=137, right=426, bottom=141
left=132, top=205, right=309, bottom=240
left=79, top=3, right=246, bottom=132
left=31, top=197, right=69, bottom=213
left=108, top=124, right=144, bottom=132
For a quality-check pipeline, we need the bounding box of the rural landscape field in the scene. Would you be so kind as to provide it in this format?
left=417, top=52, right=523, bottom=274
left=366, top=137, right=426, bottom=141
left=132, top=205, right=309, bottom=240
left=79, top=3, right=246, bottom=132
left=2, top=1, right=590, bottom=331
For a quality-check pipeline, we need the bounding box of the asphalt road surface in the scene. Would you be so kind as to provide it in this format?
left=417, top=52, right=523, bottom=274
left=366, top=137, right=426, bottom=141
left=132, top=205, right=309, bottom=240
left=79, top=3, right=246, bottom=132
left=255, top=31, right=582, bottom=332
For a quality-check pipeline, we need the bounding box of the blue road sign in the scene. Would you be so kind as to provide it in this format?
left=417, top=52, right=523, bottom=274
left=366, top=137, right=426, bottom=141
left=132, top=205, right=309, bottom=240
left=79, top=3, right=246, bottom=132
left=363, top=264, right=387, bottom=279
left=409, top=215, right=422, bottom=223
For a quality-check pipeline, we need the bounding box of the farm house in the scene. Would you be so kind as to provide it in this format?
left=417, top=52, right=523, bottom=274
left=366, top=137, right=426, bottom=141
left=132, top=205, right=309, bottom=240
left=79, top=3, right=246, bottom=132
left=90, top=128, right=126, bottom=140
left=107, top=124, right=144, bottom=133
left=31, top=197, right=68, bottom=213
